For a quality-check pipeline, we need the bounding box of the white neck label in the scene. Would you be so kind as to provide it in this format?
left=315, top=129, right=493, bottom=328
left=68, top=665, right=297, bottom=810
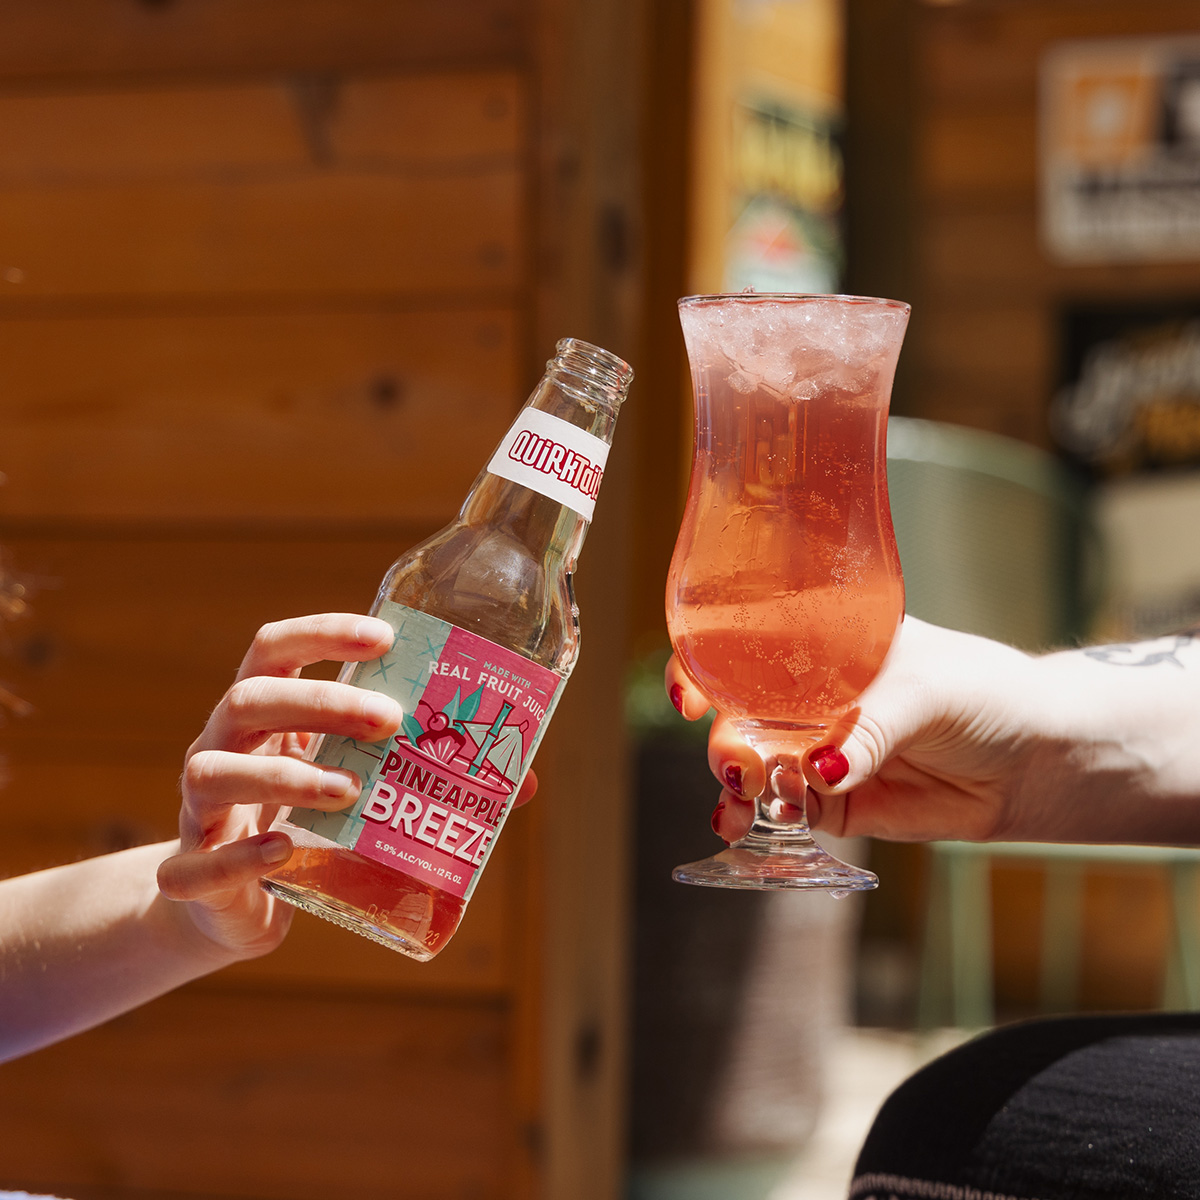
left=486, top=408, right=610, bottom=521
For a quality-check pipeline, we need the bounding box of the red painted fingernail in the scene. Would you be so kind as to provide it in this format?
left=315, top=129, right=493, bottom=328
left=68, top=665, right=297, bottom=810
left=669, top=683, right=685, bottom=714
left=723, top=764, right=743, bottom=795
left=810, top=744, right=849, bottom=786
left=710, top=801, right=726, bottom=838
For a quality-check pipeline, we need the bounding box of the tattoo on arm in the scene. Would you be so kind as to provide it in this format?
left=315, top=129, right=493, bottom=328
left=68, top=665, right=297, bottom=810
left=1084, top=633, right=1195, bottom=669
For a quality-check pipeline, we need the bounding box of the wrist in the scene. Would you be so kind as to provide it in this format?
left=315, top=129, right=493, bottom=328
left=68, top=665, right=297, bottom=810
left=1012, top=636, right=1200, bottom=844
left=140, top=842, right=245, bottom=974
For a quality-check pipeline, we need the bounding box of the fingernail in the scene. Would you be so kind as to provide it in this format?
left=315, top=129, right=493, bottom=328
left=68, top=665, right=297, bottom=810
left=810, top=744, right=849, bottom=787
left=710, top=801, right=726, bottom=839
left=363, top=693, right=398, bottom=726
left=321, top=769, right=355, bottom=798
left=355, top=617, right=393, bottom=647
left=669, top=684, right=685, bottom=715
left=260, top=834, right=292, bottom=865
left=723, top=764, right=743, bottom=795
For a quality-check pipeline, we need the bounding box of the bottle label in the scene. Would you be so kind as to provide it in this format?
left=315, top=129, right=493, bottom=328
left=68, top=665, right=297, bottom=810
left=286, top=600, right=566, bottom=902
left=486, top=407, right=610, bottom=521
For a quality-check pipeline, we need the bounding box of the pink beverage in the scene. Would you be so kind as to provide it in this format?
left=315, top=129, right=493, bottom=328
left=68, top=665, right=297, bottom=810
left=263, top=339, right=632, bottom=957
left=667, top=293, right=909, bottom=891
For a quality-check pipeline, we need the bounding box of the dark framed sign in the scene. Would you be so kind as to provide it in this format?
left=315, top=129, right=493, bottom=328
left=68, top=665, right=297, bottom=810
left=1052, top=300, right=1200, bottom=476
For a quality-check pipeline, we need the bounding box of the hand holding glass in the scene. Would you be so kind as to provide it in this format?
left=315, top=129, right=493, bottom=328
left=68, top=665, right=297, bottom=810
left=666, top=294, right=909, bottom=892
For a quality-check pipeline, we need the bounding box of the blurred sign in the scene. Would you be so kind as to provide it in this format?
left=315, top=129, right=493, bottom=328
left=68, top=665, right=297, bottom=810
left=1092, top=472, right=1200, bottom=639
left=725, top=97, right=843, bottom=293
left=1052, top=302, right=1200, bottom=475
left=1052, top=302, right=1200, bottom=639
left=1041, top=36, right=1200, bottom=262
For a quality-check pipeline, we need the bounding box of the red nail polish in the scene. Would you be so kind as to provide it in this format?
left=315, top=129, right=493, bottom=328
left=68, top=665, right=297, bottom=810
left=710, top=801, right=726, bottom=837
left=669, top=683, right=685, bottom=714
left=723, top=764, right=743, bottom=795
left=810, top=744, right=849, bottom=786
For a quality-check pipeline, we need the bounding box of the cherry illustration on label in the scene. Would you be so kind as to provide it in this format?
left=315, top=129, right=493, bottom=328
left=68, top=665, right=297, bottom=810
left=404, top=685, right=531, bottom=796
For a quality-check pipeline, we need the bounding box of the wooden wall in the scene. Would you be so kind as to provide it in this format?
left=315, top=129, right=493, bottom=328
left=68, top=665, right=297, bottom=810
left=849, top=0, right=1200, bottom=441
left=0, top=2, right=650, bottom=1197
left=848, top=0, right=1200, bottom=1016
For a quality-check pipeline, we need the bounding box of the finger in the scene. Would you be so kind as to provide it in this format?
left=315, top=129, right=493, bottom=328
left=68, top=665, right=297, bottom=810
left=158, top=832, right=294, bottom=903
left=513, top=769, right=538, bottom=808
left=706, top=714, right=766, bottom=800
left=235, top=613, right=395, bottom=682
left=197, top=676, right=403, bottom=755
left=711, top=788, right=754, bottom=844
left=664, top=655, right=711, bottom=721
left=806, top=781, right=843, bottom=834
left=820, top=767, right=1003, bottom=843
left=182, top=750, right=361, bottom=828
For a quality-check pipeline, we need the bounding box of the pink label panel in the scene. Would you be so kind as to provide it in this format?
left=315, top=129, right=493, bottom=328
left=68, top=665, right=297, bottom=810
left=347, top=620, right=563, bottom=900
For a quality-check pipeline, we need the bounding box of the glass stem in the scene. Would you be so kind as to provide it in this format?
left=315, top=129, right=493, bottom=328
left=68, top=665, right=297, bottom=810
left=741, top=751, right=819, bottom=849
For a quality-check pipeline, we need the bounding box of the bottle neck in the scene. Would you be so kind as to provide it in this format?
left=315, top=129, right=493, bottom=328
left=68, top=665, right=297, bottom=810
left=458, top=339, right=630, bottom=571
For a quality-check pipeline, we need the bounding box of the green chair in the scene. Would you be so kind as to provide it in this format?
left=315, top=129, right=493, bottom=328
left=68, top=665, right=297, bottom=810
left=886, top=416, right=1200, bottom=1028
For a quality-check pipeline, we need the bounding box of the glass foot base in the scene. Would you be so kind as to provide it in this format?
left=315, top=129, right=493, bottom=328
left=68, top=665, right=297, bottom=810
left=672, top=843, right=878, bottom=895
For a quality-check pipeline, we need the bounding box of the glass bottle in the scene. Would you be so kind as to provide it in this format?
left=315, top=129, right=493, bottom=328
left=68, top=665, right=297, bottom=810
left=263, top=338, right=632, bottom=959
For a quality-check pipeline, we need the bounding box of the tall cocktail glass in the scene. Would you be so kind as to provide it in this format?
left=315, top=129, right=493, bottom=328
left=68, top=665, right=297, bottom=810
left=667, top=293, right=909, bottom=891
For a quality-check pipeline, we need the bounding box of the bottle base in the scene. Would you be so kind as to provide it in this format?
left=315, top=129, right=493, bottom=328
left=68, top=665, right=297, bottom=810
left=262, top=878, right=437, bottom=962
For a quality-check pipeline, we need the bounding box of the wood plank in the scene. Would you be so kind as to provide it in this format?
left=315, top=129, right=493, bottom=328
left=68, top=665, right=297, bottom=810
left=916, top=301, right=1052, bottom=390
left=917, top=379, right=1053, bottom=448
left=0, top=72, right=523, bottom=181
left=0, top=83, right=307, bottom=179
left=0, top=535, right=425, bottom=755
left=0, top=169, right=521, bottom=300
left=0, top=765, right=178, bottom=866
left=1080, top=867, right=1172, bottom=1010
left=532, top=0, right=643, bottom=1194
left=922, top=204, right=1200, bottom=300
left=0, top=803, right=522, bottom=998
left=922, top=0, right=1200, bottom=107
left=921, top=204, right=1047, bottom=296
left=991, top=862, right=1171, bottom=1013
left=332, top=71, right=525, bottom=165
left=919, top=104, right=1036, bottom=200
left=0, top=0, right=528, bottom=81
left=0, top=308, right=520, bottom=522
left=920, top=5, right=1040, bottom=106
left=0, top=989, right=516, bottom=1200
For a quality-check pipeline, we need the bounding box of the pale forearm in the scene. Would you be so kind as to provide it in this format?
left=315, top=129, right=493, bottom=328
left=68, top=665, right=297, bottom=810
left=0, top=841, right=238, bottom=1062
left=1011, top=632, right=1200, bottom=845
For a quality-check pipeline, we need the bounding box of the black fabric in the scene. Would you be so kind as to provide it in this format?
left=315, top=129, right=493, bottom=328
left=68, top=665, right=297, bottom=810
left=851, top=1013, right=1200, bottom=1200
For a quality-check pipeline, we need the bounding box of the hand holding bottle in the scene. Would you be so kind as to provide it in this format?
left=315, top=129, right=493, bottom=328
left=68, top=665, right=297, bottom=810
left=157, top=612, right=540, bottom=960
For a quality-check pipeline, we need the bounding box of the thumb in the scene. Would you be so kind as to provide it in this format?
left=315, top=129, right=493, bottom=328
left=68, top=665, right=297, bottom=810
left=798, top=620, right=948, bottom=797
left=800, top=707, right=898, bottom=797
left=798, top=695, right=924, bottom=840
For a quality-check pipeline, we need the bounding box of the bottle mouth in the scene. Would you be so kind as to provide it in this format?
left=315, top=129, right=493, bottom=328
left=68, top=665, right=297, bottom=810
left=551, top=338, right=634, bottom=407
